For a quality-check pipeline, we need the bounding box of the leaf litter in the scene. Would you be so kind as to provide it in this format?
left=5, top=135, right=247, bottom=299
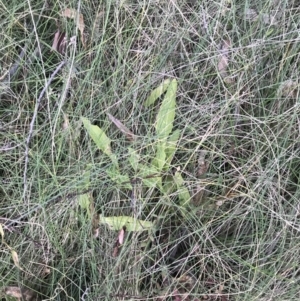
left=60, top=8, right=86, bottom=47
left=107, top=113, right=136, bottom=141
left=218, top=39, right=233, bottom=84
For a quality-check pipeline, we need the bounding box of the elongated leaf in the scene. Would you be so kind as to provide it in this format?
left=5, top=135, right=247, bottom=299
left=164, top=129, right=180, bottom=170
left=151, top=141, right=167, bottom=172
left=155, top=79, right=177, bottom=140
left=81, top=117, right=111, bottom=155
left=144, top=79, right=171, bottom=107
left=128, top=147, right=140, bottom=172
left=81, top=117, right=118, bottom=165
left=100, top=215, right=154, bottom=232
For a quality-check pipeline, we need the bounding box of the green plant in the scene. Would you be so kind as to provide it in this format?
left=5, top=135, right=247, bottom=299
left=81, top=78, right=191, bottom=231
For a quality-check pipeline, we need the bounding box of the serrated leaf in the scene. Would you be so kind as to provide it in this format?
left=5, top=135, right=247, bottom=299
left=100, top=215, right=154, bottom=232
left=155, top=79, right=177, bottom=140
left=151, top=141, right=167, bottom=172
left=164, top=129, right=180, bottom=170
left=144, top=79, right=171, bottom=107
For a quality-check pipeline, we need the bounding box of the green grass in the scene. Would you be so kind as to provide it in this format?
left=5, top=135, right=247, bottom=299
left=1, top=0, right=300, bottom=300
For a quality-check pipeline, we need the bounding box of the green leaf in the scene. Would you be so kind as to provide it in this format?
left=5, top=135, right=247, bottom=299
left=138, top=163, right=162, bottom=188
left=143, top=176, right=162, bottom=189
left=128, top=147, right=140, bottom=172
left=144, top=79, right=171, bottom=107
left=106, top=166, right=132, bottom=189
left=151, top=141, right=166, bottom=172
left=100, top=215, right=154, bottom=232
left=164, top=129, right=180, bottom=170
left=174, top=170, right=191, bottom=207
left=79, top=164, right=92, bottom=189
left=78, top=165, right=92, bottom=218
left=78, top=193, right=92, bottom=218
left=81, top=117, right=117, bottom=165
left=162, top=175, right=176, bottom=195
left=155, top=79, right=177, bottom=140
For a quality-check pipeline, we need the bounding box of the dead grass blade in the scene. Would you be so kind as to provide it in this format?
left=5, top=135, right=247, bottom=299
left=218, top=39, right=233, bottom=84
left=51, top=30, right=67, bottom=54
left=113, top=227, right=126, bottom=257
left=60, top=8, right=85, bottom=47
left=107, top=113, right=136, bottom=141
